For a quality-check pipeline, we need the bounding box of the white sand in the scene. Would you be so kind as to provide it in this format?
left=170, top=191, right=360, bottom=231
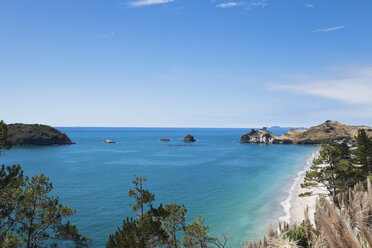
left=290, top=163, right=328, bottom=225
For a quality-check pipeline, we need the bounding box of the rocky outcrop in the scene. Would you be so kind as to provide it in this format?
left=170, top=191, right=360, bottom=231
left=182, top=134, right=196, bottom=143
left=240, top=129, right=277, bottom=144
left=7, top=124, right=73, bottom=146
left=240, top=121, right=372, bottom=145
left=160, top=138, right=171, bottom=142
left=104, top=140, right=116, bottom=143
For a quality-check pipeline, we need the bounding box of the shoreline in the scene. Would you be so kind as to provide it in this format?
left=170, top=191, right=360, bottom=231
left=278, top=150, right=319, bottom=224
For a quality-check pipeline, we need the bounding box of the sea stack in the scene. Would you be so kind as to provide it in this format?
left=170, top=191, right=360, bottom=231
left=182, top=134, right=196, bottom=143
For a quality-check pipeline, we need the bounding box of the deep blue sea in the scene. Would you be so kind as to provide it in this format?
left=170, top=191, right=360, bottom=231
left=0, top=127, right=318, bottom=247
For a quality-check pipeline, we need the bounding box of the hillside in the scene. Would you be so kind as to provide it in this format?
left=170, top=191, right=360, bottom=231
left=240, top=121, right=372, bottom=144
left=7, top=124, right=74, bottom=146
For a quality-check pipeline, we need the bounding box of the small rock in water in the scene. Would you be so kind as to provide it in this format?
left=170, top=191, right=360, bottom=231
left=104, top=140, right=116, bottom=143
left=182, top=134, right=196, bottom=142
left=160, top=138, right=171, bottom=142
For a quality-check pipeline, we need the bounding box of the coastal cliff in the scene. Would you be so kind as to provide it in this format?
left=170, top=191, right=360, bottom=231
left=240, top=121, right=372, bottom=144
left=7, top=124, right=73, bottom=146
left=240, top=129, right=276, bottom=144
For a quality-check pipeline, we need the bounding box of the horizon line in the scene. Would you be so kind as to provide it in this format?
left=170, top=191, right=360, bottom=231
left=53, top=125, right=306, bottom=129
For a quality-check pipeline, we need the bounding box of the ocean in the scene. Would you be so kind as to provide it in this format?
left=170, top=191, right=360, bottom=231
left=0, top=127, right=319, bottom=247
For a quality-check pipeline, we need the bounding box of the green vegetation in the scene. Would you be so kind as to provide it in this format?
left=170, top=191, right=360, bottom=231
left=247, top=180, right=372, bottom=248
left=300, top=133, right=368, bottom=205
left=4, top=118, right=372, bottom=247
left=241, top=121, right=372, bottom=145
left=106, top=175, right=229, bottom=248
left=6, top=123, right=73, bottom=146
left=353, top=129, right=372, bottom=176
left=283, top=222, right=309, bottom=248
left=0, top=120, right=12, bottom=154
left=302, top=144, right=343, bottom=203
left=0, top=120, right=89, bottom=247
left=249, top=129, right=372, bottom=247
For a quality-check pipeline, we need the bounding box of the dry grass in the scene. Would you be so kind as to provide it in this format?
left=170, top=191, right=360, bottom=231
left=243, top=178, right=372, bottom=248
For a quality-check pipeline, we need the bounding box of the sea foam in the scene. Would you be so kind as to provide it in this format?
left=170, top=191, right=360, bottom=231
left=278, top=151, right=319, bottom=224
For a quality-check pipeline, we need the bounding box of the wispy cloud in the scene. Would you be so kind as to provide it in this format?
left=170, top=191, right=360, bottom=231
left=305, top=4, right=314, bottom=8
left=272, top=66, right=372, bottom=105
left=246, top=0, right=266, bottom=9
left=216, top=2, right=243, bottom=8
left=312, top=25, right=345, bottom=33
left=128, top=0, right=174, bottom=7
left=216, top=0, right=266, bottom=9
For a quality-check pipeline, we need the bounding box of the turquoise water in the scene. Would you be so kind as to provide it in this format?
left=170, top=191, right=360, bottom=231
left=0, top=128, right=318, bottom=247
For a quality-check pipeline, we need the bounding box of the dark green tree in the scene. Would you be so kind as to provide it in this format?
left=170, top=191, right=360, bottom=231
left=334, top=160, right=364, bottom=193
left=0, top=120, right=89, bottom=247
left=107, top=176, right=226, bottom=248
left=161, top=203, right=187, bottom=248
left=129, top=175, right=155, bottom=218
left=301, top=144, right=341, bottom=203
left=106, top=211, right=168, bottom=248
left=336, top=141, right=350, bottom=160
left=353, top=129, right=372, bottom=177
left=17, top=173, right=90, bottom=248
left=0, top=120, right=12, bottom=154
left=107, top=177, right=168, bottom=248
left=182, top=216, right=216, bottom=248
left=106, top=217, right=142, bottom=248
left=0, top=165, right=25, bottom=245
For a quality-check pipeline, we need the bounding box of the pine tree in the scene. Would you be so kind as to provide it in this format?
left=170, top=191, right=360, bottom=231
left=353, top=129, right=372, bottom=176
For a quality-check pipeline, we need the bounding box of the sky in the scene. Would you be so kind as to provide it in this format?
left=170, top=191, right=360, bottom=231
left=0, top=0, right=371, bottom=128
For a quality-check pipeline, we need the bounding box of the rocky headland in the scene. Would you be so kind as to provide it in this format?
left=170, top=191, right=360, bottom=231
left=7, top=124, right=74, bottom=146
left=240, top=120, right=372, bottom=144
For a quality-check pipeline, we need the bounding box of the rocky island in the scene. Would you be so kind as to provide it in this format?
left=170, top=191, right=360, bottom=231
left=182, top=134, right=196, bottom=142
left=7, top=123, right=74, bottom=146
left=240, top=120, right=372, bottom=144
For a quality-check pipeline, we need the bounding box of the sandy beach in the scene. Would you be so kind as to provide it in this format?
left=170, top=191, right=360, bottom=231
left=290, top=159, right=328, bottom=225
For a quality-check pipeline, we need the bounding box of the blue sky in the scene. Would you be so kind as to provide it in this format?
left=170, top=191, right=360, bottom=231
left=1, top=0, right=371, bottom=127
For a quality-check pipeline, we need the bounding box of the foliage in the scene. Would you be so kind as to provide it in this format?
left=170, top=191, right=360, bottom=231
left=129, top=175, right=155, bottom=218
left=0, top=120, right=12, bottom=154
left=353, top=129, right=372, bottom=176
left=283, top=223, right=308, bottom=248
left=0, top=122, right=88, bottom=247
left=182, top=215, right=216, bottom=248
left=301, top=143, right=365, bottom=208
left=244, top=179, right=372, bottom=248
left=106, top=217, right=143, bottom=248
left=161, top=203, right=187, bottom=248
left=0, top=167, right=90, bottom=248
left=106, top=210, right=169, bottom=248
left=298, top=192, right=311, bottom=197
left=334, top=160, right=364, bottom=192
left=335, top=141, right=350, bottom=159
left=6, top=123, right=73, bottom=146
left=107, top=176, right=227, bottom=248
left=302, top=144, right=341, bottom=202
left=0, top=165, right=25, bottom=237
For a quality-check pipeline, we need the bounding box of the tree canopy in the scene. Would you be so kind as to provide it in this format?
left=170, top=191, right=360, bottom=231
left=0, top=120, right=89, bottom=248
